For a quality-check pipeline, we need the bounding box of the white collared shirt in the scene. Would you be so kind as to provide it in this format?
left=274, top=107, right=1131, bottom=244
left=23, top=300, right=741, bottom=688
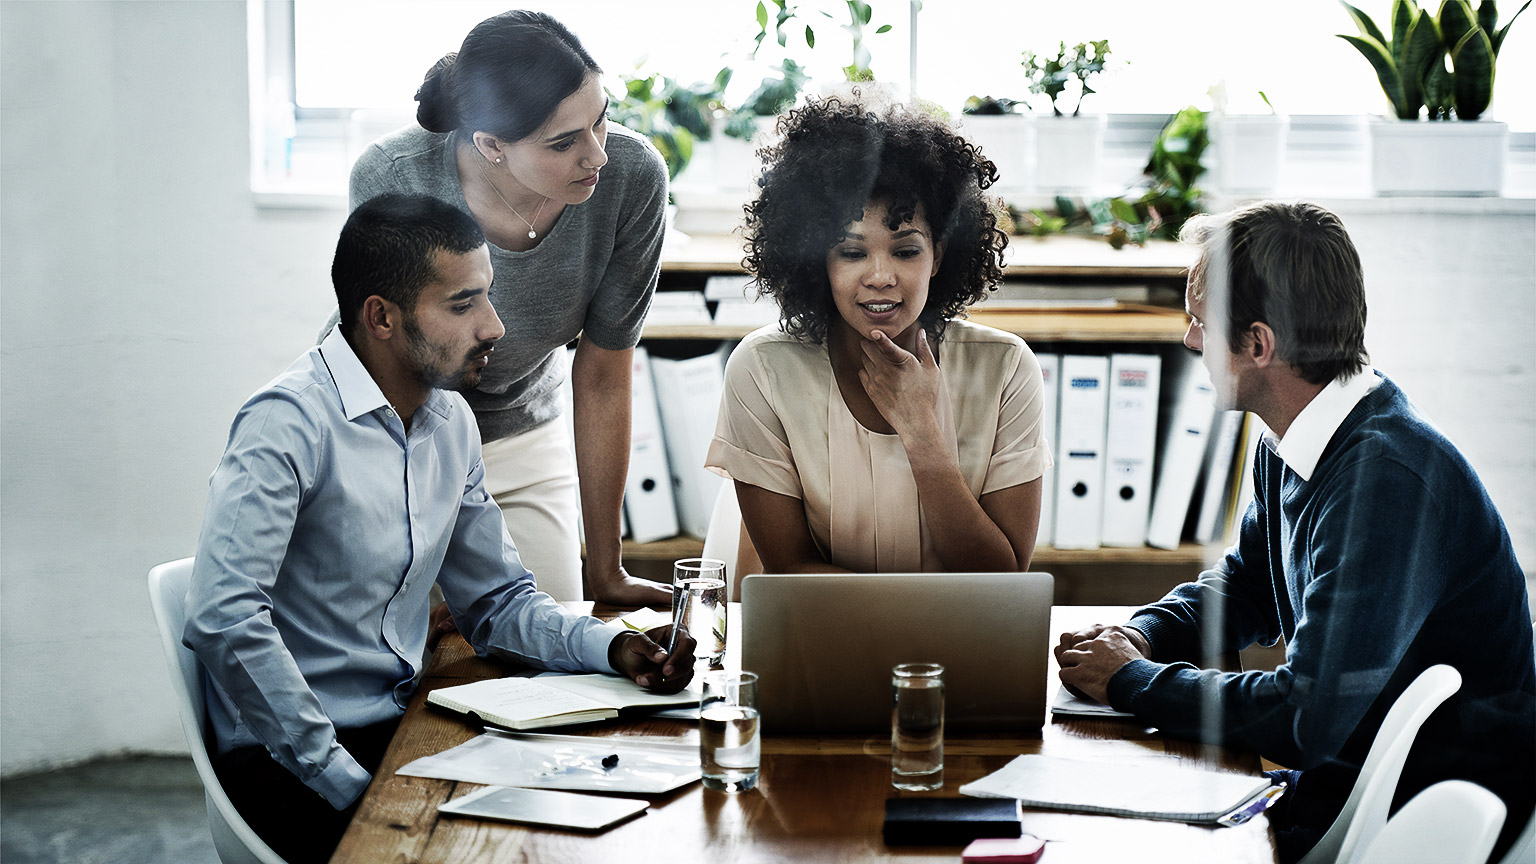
left=1265, top=367, right=1383, bottom=481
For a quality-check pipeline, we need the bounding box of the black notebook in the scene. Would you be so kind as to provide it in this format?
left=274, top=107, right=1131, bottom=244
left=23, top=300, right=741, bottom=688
left=882, top=798, right=1024, bottom=846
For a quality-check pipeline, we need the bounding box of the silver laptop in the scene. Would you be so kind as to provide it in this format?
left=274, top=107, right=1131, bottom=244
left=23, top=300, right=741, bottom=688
left=740, top=572, right=1053, bottom=734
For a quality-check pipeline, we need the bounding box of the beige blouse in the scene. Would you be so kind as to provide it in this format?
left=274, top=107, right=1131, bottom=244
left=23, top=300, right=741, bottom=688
left=705, top=320, right=1051, bottom=572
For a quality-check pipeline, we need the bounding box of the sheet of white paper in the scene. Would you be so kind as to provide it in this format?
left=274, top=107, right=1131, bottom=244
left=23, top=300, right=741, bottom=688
left=1051, top=683, right=1136, bottom=718
left=960, top=754, right=1270, bottom=823
left=531, top=672, right=699, bottom=710
left=398, top=730, right=701, bottom=794
left=438, top=785, right=648, bottom=831
left=615, top=607, right=673, bottom=632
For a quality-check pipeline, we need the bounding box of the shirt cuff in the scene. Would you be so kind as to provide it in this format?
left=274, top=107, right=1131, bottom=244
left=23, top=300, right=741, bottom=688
left=583, top=620, right=631, bottom=676
left=311, top=746, right=374, bottom=810
left=1106, top=658, right=1162, bottom=714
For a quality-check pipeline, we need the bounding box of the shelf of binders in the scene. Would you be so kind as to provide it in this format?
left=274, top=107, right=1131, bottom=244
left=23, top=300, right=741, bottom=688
left=610, top=536, right=1212, bottom=568
left=644, top=307, right=1192, bottom=343
left=660, top=232, right=1194, bottom=279
left=601, top=233, right=1221, bottom=587
left=650, top=233, right=1194, bottom=342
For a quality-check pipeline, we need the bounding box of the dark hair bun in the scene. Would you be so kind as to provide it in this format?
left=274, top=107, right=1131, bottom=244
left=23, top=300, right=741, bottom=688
left=414, top=53, right=459, bottom=133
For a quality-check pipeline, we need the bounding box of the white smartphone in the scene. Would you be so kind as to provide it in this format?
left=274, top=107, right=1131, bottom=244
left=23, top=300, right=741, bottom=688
left=437, top=785, right=648, bottom=832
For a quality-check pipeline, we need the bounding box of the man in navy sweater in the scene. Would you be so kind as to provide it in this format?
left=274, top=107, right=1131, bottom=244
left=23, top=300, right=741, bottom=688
left=1057, top=201, right=1533, bottom=862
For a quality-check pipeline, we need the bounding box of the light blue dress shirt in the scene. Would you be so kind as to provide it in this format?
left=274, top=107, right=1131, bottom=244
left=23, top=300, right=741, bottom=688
left=184, top=328, right=624, bottom=808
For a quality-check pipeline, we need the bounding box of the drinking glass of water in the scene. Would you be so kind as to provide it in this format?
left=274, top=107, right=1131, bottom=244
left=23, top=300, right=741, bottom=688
left=671, top=558, right=727, bottom=667
left=700, top=670, right=760, bottom=793
left=891, top=662, right=944, bottom=791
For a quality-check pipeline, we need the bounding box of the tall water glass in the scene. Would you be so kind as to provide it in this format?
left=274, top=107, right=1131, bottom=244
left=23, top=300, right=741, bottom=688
left=700, top=670, right=760, bottom=792
left=672, top=558, right=727, bottom=667
left=891, top=663, right=945, bottom=791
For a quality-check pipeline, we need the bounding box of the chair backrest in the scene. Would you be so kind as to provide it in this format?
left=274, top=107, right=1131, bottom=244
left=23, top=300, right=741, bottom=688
left=1493, top=623, right=1536, bottom=864
left=702, top=482, right=741, bottom=598
left=1358, top=780, right=1505, bottom=864
left=1298, top=664, right=1462, bottom=864
left=147, top=558, right=286, bottom=864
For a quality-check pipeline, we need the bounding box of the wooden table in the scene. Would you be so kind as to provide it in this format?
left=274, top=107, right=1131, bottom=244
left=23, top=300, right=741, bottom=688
left=331, top=606, right=1277, bottom=864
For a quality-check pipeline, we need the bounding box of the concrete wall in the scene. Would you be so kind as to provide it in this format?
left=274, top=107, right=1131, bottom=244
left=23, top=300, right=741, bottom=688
left=2, top=1, right=1532, bottom=776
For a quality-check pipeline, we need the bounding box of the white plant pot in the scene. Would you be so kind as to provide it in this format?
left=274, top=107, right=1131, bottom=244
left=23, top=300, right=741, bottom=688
left=959, top=114, right=1032, bottom=199
left=1033, top=114, right=1106, bottom=194
left=1368, top=118, right=1507, bottom=196
left=713, top=115, right=777, bottom=193
left=1212, top=114, right=1288, bottom=196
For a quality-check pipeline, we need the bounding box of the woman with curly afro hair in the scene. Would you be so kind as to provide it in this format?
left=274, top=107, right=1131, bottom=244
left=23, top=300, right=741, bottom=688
left=705, top=97, right=1052, bottom=581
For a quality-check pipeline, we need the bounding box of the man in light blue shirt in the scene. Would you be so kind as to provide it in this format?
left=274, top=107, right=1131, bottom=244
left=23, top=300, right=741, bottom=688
left=184, top=193, right=691, bottom=864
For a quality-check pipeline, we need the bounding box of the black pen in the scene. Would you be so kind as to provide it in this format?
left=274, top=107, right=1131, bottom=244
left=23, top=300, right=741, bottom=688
left=665, top=586, right=691, bottom=660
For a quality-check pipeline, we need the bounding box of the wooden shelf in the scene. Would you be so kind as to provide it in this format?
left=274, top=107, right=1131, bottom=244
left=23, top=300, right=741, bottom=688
left=661, top=233, right=1193, bottom=278
left=609, top=536, right=1209, bottom=568
left=644, top=306, right=1192, bottom=343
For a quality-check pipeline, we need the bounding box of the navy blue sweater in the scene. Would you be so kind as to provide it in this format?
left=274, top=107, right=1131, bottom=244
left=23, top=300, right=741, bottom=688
left=1108, top=374, right=1534, bottom=848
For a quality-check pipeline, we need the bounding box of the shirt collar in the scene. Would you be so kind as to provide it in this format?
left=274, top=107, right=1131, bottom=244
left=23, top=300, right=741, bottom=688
left=318, top=327, right=391, bottom=422
left=1266, top=367, right=1382, bottom=481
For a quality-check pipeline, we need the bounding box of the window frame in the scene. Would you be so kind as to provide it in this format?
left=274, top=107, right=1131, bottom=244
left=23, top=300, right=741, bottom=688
left=248, top=0, right=1534, bottom=208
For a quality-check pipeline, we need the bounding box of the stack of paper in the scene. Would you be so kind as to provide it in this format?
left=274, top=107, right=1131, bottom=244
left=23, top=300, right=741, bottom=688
left=399, top=730, right=701, bottom=794
left=426, top=673, right=696, bottom=731
left=960, top=754, right=1275, bottom=824
left=646, top=290, right=712, bottom=325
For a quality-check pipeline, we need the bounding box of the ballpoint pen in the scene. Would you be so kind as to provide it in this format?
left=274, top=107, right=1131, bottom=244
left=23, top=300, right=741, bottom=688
left=665, top=586, right=691, bottom=659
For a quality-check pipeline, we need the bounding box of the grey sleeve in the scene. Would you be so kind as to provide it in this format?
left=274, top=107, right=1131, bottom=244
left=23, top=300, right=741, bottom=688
left=580, top=139, right=668, bottom=350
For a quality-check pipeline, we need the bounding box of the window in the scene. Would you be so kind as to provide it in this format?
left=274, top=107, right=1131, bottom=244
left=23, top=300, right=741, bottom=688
left=251, top=0, right=1534, bottom=200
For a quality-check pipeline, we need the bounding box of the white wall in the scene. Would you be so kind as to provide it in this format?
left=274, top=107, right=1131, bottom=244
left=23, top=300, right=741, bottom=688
left=1, top=1, right=1532, bottom=776
left=1, top=1, right=344, bottom=774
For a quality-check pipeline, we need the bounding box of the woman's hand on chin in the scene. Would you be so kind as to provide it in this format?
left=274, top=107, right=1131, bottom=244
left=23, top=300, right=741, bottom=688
left=857, top=328, right=945, bottom=443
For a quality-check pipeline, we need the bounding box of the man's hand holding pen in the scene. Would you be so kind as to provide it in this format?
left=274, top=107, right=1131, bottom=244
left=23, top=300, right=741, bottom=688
left=609, top=625, right=697, bottom=693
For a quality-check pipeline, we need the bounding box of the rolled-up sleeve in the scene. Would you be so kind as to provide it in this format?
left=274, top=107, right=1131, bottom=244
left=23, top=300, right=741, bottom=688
left=981, top=342, right=1052, bottom=494
left=705, top=338, right=803, bottom=498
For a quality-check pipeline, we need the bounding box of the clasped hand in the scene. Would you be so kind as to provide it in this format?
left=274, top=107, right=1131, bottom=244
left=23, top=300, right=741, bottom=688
left=1055, top=624, right=1152, bottom=706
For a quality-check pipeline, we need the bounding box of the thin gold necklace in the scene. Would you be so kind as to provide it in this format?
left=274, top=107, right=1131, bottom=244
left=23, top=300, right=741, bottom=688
left=480, top=158, right=548, bottom=240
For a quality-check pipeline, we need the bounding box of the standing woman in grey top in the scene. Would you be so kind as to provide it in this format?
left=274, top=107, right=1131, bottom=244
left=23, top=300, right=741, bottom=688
left=345, top=10, right=670, bottom=606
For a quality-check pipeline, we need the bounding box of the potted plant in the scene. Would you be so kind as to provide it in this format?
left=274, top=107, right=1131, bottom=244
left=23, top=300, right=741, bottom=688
left=610, top=71, right=698, bottom=184
left=1022, top=40, right=1115, bottom=193
left=1209, top=85, right=1289, bottom=197
left=751, top=0, right=899, bottom=85
left=713, top=58, right=810, bottom=191
left=1339, top=0, right=1528, bottom=195
left=960, top=95, right=1032, bottom=198
left=1002, top=107, right=1210, bottom=249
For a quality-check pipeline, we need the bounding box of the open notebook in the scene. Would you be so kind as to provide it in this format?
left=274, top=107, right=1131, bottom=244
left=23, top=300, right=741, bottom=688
left=427, top=673, right=697, bottom=730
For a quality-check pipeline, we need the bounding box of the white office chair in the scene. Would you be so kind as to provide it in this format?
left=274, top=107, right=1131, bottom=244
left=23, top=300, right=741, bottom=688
left=1358, top=780, right=1505, bottom=864
left=147, top=558, right=287, bottom=864
left=1298, top=664, right=1462, bottom=864
left=702, top=482, right=742, bottom=599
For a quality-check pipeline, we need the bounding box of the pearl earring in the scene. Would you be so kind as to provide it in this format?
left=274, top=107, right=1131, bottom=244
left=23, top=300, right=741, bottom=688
left=495, top=157, right=502, bottom=164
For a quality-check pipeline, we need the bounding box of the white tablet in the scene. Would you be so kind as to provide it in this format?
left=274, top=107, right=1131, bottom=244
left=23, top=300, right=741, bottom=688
left=437, top=786, right=648, bottom=832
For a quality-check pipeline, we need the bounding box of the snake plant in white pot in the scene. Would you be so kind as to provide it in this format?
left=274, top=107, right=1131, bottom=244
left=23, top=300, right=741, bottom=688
left=1340, top=0, right=1528, bottom=195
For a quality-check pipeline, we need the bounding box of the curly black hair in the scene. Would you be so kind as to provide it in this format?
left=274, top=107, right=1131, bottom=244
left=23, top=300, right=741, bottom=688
left=742, top=96, right=1008, bottom=344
